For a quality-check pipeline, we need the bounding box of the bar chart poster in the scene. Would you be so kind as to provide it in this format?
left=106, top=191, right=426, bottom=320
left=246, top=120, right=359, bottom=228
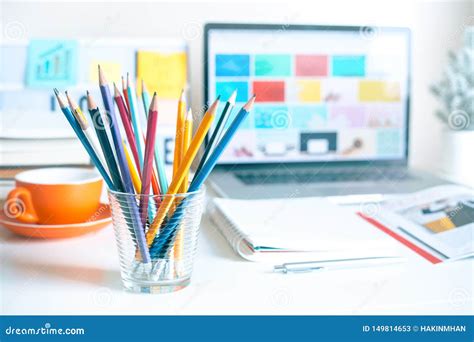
left=26, top=40, right=79, bottom=88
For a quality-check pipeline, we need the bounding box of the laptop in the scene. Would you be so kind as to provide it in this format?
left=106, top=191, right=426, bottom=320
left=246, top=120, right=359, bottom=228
left=204, top=23, right=447, bottom=200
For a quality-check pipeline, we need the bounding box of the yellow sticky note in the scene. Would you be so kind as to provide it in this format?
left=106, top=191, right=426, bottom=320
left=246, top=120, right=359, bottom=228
left=89, top=61, right=121, bottom=83
left=136, top=51, right=187, bottom=99
left=358, top=81, right=400, bottom=102
left=297, top=80, right=321, bottom=102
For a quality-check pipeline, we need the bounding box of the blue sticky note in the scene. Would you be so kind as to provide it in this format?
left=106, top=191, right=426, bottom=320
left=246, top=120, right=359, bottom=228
left=215, top=81, right=248, bottom=102
left=215, top=54, right=250, bottom=76
left=332, top=55, right=366, bottom=77
left=26, top=40, right=78, bottom=88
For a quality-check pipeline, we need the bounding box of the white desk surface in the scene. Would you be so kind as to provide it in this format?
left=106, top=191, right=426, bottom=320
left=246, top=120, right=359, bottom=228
left=1, top=207, right=473, bottom=315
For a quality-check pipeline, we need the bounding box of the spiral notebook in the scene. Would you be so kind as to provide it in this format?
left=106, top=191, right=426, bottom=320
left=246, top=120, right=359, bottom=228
left=210, top=197, right=402, bottom=262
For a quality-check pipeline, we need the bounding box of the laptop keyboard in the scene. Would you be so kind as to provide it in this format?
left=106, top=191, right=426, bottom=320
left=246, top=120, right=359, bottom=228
left=235, top=168, right=415, bottom=185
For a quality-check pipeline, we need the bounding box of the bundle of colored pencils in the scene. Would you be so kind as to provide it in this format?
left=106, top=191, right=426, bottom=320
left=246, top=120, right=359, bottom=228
left=53, top=66, right=255, bottom=263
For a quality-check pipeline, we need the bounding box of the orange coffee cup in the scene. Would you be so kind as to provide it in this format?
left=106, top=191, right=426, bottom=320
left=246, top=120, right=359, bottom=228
left=5, top=168, right=103, bottom=225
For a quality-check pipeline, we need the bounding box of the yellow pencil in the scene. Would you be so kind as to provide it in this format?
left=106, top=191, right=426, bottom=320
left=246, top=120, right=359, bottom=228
left=172, top=89, right=186, bottom=178
left=123, top=140, right=141, bottom=193
left=146, top=97, right=219, bottom=246
left=179, top=108, right=193, bottom=193
left=174, top=108, right=194, bottom=260
left=65, top=91, right=89, bottom=125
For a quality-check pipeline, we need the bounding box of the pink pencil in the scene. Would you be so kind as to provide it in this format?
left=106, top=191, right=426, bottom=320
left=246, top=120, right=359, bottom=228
left=113, top=83, right=141, bottom=174
left=139, top=92, right=159, bottom=224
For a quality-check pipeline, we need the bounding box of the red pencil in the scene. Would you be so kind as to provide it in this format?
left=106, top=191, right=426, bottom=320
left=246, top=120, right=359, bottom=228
left=113, top=83, right=141, bottom=174
left=139, top=92, right=159, bottom=223
left=121, top=76, right=131, bottom=119
left=142, top=132, right=161, bottom=202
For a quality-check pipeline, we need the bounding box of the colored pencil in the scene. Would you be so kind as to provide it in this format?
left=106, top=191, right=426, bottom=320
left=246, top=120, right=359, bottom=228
left=65, top=91, right=89, bottom=128
left=149, top=96, right=255, bottom=258
left=174, top=108, right=194, bottom=261
left=53, top=88, right=115, bottom=190
left=65, top=91, right=108, bottom=170
left=86, top=91, right=124, bottom=192
left=98, top=66, right=134, bottom=193
left=139, top=93, right=159, bottom=225
left=123, top=140, right=141, bottom=193
left=191, top=96, right=255, bottom=190
left=126, top=73, right=145, bottom=169
left=150, top=168, right=161, bottom=197
left=139, top=134, right=161, bottom=198
left=141, top=79, right=150, bottom=115
left=215, top=90, right=237, bottom=144
left=99, top=66, right=150, bottom=263
left=172, top=89, right=186, bottom=178
left=154, top=148, right=169, bottom=194
left=141, top=80, right=168, bottom=194
left=121, top=76, right=131, bottom=119
left=179, top=108, right=193, bottom=193
left=113, top=83, right=141, bottom=173
left=195, top=90, right=236, bottom=177
left=147, top=173, right=159, bottom=222
left=124, top=138, right=157, bottom=222
left=140, top=82, right=163, bottom=196
left=145, top=97, right=220, bottom=246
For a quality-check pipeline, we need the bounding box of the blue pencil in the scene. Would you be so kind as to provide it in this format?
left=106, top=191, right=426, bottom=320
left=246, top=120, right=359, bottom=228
left=53, top=89, right=115, bottom=190
left=149, top=96, right=255, bottom=258
left=127, top=73, right=145, bottom=169
left=99, top=66, right=151, bottom=263
left=140, top=79, right=151, bottom=115
left=195, top=90, right=237, bottom=176
left=86, top=91, right=124, bottom=192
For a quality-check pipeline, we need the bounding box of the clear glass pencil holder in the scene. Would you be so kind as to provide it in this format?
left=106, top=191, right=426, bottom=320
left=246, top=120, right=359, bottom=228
left=108, top=187, right=206, bottom=294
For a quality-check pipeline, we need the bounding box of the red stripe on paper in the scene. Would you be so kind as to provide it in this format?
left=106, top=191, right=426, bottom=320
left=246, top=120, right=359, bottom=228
left=357, top=212, right=443, bottom=264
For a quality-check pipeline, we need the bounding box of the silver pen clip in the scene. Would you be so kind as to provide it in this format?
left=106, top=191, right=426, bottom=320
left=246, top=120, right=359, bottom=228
left=273, top=256, right=405, bottom=274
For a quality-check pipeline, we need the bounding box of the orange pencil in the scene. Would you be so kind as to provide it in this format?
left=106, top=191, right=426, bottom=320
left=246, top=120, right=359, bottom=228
left=179, top=108, right=193, bottom=193
left=174, top=108, right=194, bottom=260
left=173, top=89, right=186, bottom=178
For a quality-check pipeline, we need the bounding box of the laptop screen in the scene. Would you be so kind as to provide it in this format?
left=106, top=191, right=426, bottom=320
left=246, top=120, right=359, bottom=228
left=205, top=25, right=410, bottom=165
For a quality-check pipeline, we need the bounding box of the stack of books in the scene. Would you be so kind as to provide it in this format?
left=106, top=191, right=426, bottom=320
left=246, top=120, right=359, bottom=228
left=0, top=138, right=89, bottom=167
left=0, top=110, right=90, bottom=168
left=0, top=111, right=90, bottom=198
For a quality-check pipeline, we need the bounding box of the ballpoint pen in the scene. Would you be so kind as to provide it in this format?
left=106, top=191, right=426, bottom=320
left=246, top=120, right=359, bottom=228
left=273, top=256, right=405, bottom=274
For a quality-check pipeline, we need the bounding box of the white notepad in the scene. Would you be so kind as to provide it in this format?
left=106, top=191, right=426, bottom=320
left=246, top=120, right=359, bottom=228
left=211, top=197, right=402, bottom=262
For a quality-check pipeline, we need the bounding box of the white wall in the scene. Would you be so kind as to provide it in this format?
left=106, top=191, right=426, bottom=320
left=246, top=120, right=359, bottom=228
left=1, top=0, right=472, bottom=172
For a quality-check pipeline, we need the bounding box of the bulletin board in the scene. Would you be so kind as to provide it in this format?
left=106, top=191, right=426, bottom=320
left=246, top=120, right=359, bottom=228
left=0, top=38, right=188, bottom=143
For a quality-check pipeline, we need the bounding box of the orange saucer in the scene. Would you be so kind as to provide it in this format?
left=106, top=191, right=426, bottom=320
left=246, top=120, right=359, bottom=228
left=0, top=203, right=111, bottom=238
